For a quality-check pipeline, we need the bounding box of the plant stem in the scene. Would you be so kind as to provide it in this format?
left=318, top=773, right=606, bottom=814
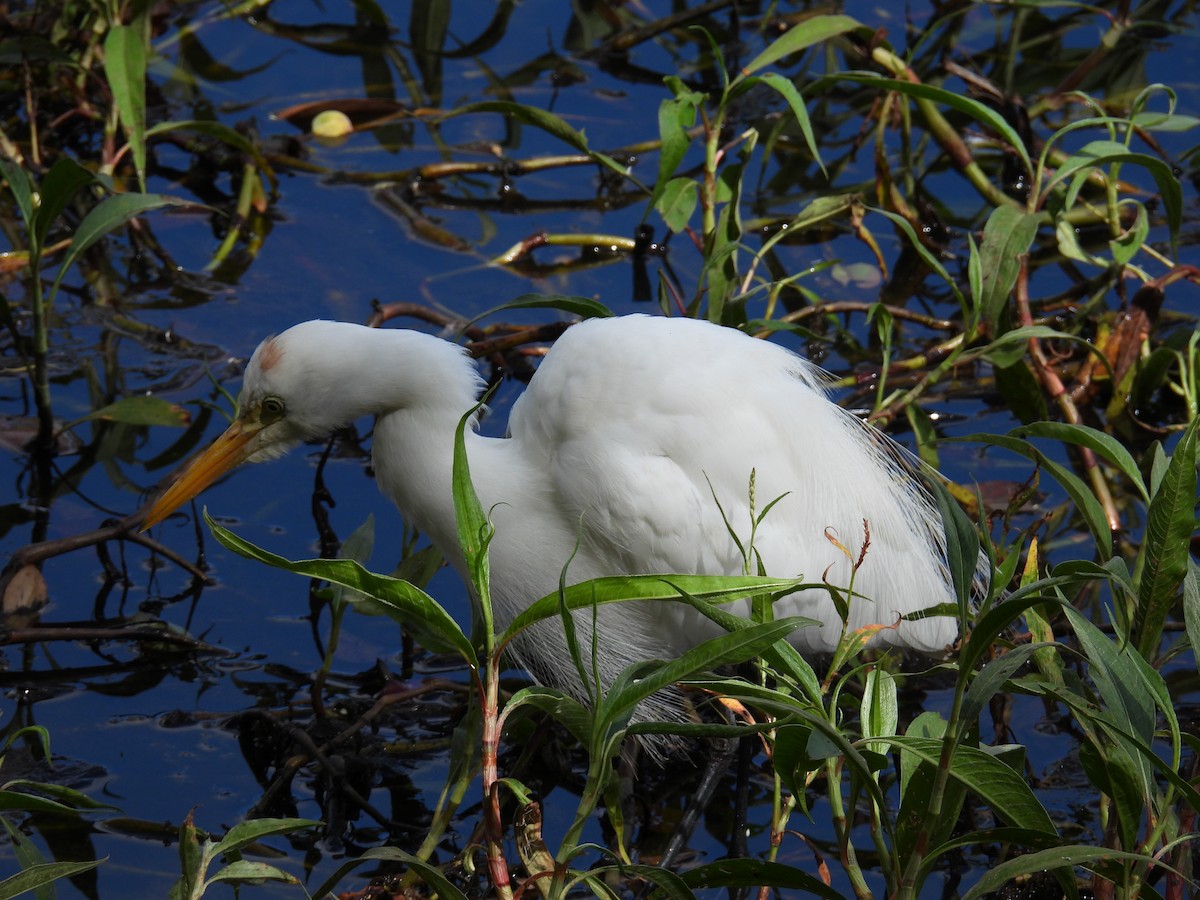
left=482, top=656, right=514, bottom=899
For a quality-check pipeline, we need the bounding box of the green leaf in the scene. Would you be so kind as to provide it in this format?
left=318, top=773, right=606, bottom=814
left=1132, top=110, right=1200, bottom=132
left=894, top=714, right=966, bottom=865
left=861, top=667, right=897, bottom=755
left=649, top=93, right=698, bottom=214
left=868, top=206, right=968, bottom=311
left=671, top=586, right=824, bottom=705
left=1184, top=560, right=1200, bottom=666
left=1109, top=200, right=1148, bottom=265
left=50, top=192, right=193, bottom=302
left=840, top=72, right=1033, bottom=175
left=597, top=618, right=807, bottom=731
left=439, top=100, right=631, bottom=182
left=471, top=293, right=615, bottom=323
left=978, top=205, right=1040, bottom=334
left=30, top=157, right=95, bottom=255
left=655, top=176, right=698, bottom=233
left=929, top=476, right=979, bottom=608
left=740, top=14, right=864, bottom=77
left=973, top=325, right=1098, bottom=369
left=955, top=431, right=1112, bottom=558
left=961, top=845, right=1161, bottom=900
left=1047, top=139, right=1182, bottom=253
left=677, top=857, right=845, bottom=898
left=78, top=395, right=191, bottom=428
left=211, top=818, right=320, bottom=857
left=890, top=736, right=1057, bottom=834
left=0, top=859, right=106, bottom=899
left=451, top=403, right=493, bottom=627
left=0, top=156, right=35, bottom=229
left=205, top=512, right=474, bottom=661
left=1010, top=421, right=1148, bottom=502
left=959, top=584, right=1069, bottom=676
left=503, top=574, right=809, bottom=643
left=755, top=73, right=824, bottom=177
left=961, top=643, right=1054, bottom=728
left=1064, top=605, right=1156, bottom=776
left=146, top=119, right=273, bottom=174
left=311, top=847, right=470, bottom=900
left=1135, top=418, right=1198, bottom=659
left=104, top=16, right=149, bottom=191
left=205, top=860, right=299, bottom=885
left=503, top=686, right=592, bottom=747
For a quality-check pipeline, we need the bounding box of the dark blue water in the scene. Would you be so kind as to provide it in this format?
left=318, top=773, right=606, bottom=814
left=2, top=1, right=1198, bottom=896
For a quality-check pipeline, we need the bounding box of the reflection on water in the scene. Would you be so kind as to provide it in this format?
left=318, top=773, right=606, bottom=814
left=0, top=0, right=1197, bottom=896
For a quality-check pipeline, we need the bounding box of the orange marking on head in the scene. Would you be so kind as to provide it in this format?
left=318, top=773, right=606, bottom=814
left=258, top=337, right=284, bottom=372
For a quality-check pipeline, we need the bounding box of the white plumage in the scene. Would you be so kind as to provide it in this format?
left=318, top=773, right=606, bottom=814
left=143, top=314, right=962, bottom=723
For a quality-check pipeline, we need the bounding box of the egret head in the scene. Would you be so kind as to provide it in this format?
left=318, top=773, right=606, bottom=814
left=140, top=322, right=359, bottom=529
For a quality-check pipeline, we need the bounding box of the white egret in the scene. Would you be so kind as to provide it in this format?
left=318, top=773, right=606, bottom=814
left=142, top=315, right=966, bottom=725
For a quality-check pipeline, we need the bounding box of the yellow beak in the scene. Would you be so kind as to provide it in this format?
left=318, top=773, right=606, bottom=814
left=140, top=417, right=263, bottom=530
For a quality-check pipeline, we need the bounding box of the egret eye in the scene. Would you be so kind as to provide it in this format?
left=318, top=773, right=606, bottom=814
left=260, top=396, right=286, bottom=423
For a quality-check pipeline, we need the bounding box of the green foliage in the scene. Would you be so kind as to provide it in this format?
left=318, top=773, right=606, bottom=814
left=169, top=812, right=319, bottom=900
left=0, top=727, right=108, bottom=898
left=3, top=1, right=1198, bottom=897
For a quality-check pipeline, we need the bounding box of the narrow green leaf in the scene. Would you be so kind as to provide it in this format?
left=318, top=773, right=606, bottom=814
left=205, top=512, right=474, bottom=661
left=756, top=72, right=825, bottom=177
left=50, top=192, right=192, bottom=301
left=961, top=643, right=1054, bottom=728
left=677, top=857, right=845, bottom=898
left=439, top=100, right=631, bottom=182
left=895, top=714, right=965, bottom=865
left=741, top=14, right=864, bottom=77
left=961, top=845, right=1161, bottom=900
left=1010, top=422, right=1148, bottom=502
left=410, top=0, right=449, bottom=102
left=206, top=860, right=299, bottom=885
left=649, top=94, right=697, bottom=214
left=503, top=573, right=809, bottom=642
left=211, top=818, right=320, bottom=857
left=599, top=618, right=806, bottom=721
left=979, top=205, right=1040, bottom=333
left=79, top=395, right=191, bottom=428
left=104, top=17, right=149, bottom=190
left=672, top=586, right=824, bottom=705
left=1135, top=418, right=1198, bottom=659
left=868, top=205, right=968, bottom=311
left=967, top=233, right=983, bottom=318
left=471, top=293, right=615, bottom=323
left=929, top=477, right=979, bottom=607
left=1047, top=139, right=1182, bottom=253
left=959, top=583, right=1069, bottom=675
left=861, top=667, right=898, bottom=754
left=311, top=847, right=471, bottom=900
left=0, top=779, right=113, bottom=811
left=890, top=736, right=1057, bottom=834
left=0, top=156, right=35, bottom=229
left=30, top=157, right=94, bottom=254
left=1064, top=606, right=1156, bottom=777
left=451, top=404, right=492, bottom=622
left=0, top=859, right=106, bottom=899
left=1131, top=110, right=1200, bottom=131
left=973, top=325, right=1101, bottom=369
left=655, top=176, right=698, bottom=233
left=1184, top=559, right=1200, bottom=664
left=146, top=119, right=273, bottom=174
left=1109, top=200, right=1148, bottom=265
left=955, top=432, right=1112, bottom=558
left=924, top=827, right=1067, bottom=874
left=840, top=72, right=1033, bottom=175
left=503, top=686, right=592, bottom=747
